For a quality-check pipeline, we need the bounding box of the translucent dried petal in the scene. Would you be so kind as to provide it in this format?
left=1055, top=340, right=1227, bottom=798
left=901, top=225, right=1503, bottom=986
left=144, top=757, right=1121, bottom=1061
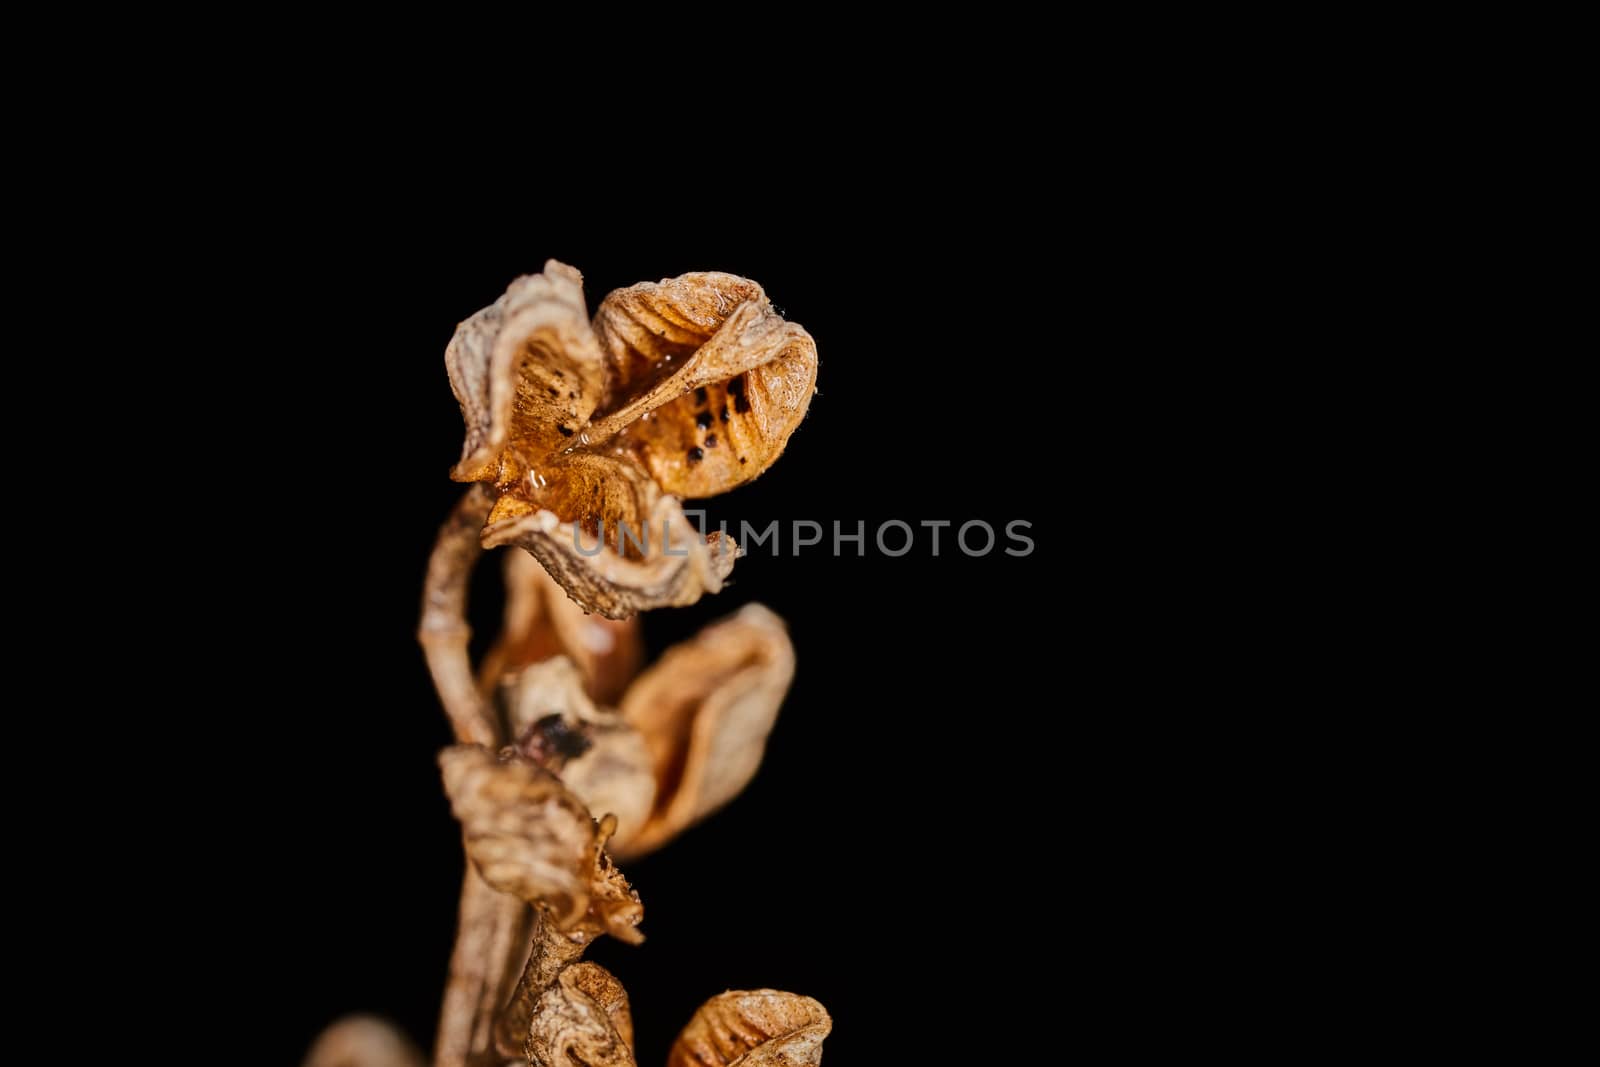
left=589, top=273, right=817, bottom=498
left=524, top=962, right=637, bottom=1067
left=303, top=1016, right=425, bottom=1067
left=438, top=745, right=642, bottom=943
left=667, top=991, right=830, bottom=1067
left=479, top=549, right=641, bottom=706
left=616, top=605, right=795, bottom=860
left=447, top=261, right=607, bottom=483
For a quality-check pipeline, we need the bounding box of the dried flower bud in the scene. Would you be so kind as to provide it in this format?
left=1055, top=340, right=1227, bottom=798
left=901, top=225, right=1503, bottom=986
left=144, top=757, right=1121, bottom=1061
left=668, top=991, right=831, bottom=1067
left=445, top=261, right=816, bottom=618
left=524, top=962, right=637, bottom=1067
left=302, top=1016, right=424, bottom=1067
left=616, top=605, right=796, bottom=859
left=438, top=745, right=642, bottom=944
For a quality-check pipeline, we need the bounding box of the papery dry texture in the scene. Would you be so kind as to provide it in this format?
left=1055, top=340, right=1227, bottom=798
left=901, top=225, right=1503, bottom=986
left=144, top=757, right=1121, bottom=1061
left=504, top=657, right=657, bottom=847
left=667, top=991, right=831, bottom=1067
left=445, top=262, right=816, bottom=619
left=616, top=604, right=796, bottom=859
left=439, top=745, right=642, bottom=944
left=523, top=962, right=637, bottom=1067
left=481, top=549, right=641, bottom=706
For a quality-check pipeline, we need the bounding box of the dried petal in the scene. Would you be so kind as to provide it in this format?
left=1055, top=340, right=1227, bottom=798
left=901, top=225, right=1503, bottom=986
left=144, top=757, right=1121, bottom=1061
left=439, top=745, right=642, bottom=943
left=615, top=605, right=795, bottom=860
left=525, top=962, right=637, bottom=1067
left=667, top=991, right=831, bottom=1067
left=504, top=658, right=656, bottom=845
left=447, top=262, right=607, bottom=483
left=480, top=549, right=641, bottom=706
left=589, top=273, right=817, bottom=497
left=484, top=492, right=738, bottom=621
left=303, top=1016, right=425, bottom=1067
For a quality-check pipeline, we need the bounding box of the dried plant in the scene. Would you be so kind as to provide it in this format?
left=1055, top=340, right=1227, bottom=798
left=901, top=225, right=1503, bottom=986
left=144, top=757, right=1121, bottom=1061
left=445, top=261, right=817, bottom=619
left=307, top=267, right=829, bottom=1067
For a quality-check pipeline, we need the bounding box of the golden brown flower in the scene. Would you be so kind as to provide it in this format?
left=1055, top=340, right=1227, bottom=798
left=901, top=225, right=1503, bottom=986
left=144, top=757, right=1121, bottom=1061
left=445, top=262, right=817, bottom=619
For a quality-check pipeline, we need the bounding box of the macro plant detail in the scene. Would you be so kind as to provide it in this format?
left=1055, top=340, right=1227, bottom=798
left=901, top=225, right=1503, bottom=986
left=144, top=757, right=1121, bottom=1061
left=445, top=261, right=818, bottom=620
left=305, top=266, right=828, bottom=1067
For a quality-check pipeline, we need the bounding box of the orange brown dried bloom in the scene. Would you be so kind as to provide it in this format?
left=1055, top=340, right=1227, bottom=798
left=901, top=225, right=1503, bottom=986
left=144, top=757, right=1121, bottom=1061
left=446, top=262, right=817, bottom=619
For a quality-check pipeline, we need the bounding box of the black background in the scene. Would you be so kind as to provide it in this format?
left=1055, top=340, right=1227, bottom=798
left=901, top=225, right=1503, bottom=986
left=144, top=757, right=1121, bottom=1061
left=231, top=194, right=1133, bottom=1065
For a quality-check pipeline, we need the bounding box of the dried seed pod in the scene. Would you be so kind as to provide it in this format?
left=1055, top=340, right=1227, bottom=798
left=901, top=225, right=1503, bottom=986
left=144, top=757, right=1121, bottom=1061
left=524, top=962, right=637, bottom=1067
left=302, top=1016, right=425, bottom=1067
left=587, top=273, right=818, bottom=498
left=439, top=745, right=642, bottom=944
left=444, top=261, right=816, bottom=618
left=616, top=605, right=796, bottom=860
left=479, top=549, right=641, bottom=706
left=667, top=991, right=831, bottom=1067
left=504, top=657, right=656, bottom=846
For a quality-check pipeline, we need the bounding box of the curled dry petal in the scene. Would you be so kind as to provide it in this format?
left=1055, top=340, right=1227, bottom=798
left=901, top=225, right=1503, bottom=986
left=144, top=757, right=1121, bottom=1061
left=616, top=605, right=796, bottom=860
left=505, top=657, right=656, bottom=846
left=438, top=745, right=642, bottom=944
left=667, top=991, right=831, bottom=1067
left=447, top=262, right=606, bottom=484
left=524, top=962, right=637, bottom=1067
left=482, top=465, right=738, bottom=621
left=480, top=549, right=641, bottom=706
left=444, top=261, right=815, bottom=618
left=588, top=273, right=818, bottom=498
left=303, top=1016, right=425, bottom=1067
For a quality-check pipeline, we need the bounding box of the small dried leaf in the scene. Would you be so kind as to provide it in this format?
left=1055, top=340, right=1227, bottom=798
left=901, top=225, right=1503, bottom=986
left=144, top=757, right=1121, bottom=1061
left=303, top=1016, right=425, bottom=1067
left=615, top=604, right=795, bottom=859
left=439, top=745, right=642, bottom=943
left=667, top=991, right=831, bottom=1067
left=480, top=549, right=641, bottom=706
left=525, top=962, right=637, bottom=1067
left=505, top=658, right=657, bottom=846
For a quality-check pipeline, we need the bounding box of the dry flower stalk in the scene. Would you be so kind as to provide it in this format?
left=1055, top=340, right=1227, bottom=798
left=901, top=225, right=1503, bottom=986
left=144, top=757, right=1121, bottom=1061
left=307, top=266, right=828, bottom=1066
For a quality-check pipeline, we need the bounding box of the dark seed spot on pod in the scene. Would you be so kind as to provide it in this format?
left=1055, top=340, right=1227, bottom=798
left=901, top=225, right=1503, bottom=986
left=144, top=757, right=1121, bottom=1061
left=517, top=713, right=592, bottom=767
left=548, top=387, right=560, bottom=397
left=569, top=391, right=578, bottom=399
left=721, top=408, right=730, bottom=422
left=695, top=411, right=714, bottom=430
left=694, top=387, right=708, bottom=405
left=558, top=425, right=574, bottom=436
left=554, top=370, right=565, bottom=378
left=704, top=433, right=717, bottom=448
left=727, top=376, right=745, bottom=396
left=687, top=447, right=704, bottom=463
left=739, top=457, right=747, bottom=464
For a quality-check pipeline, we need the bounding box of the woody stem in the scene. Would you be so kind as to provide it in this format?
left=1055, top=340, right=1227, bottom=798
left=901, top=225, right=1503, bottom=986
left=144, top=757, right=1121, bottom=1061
left=420, top=485, right=531, bottom=1066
